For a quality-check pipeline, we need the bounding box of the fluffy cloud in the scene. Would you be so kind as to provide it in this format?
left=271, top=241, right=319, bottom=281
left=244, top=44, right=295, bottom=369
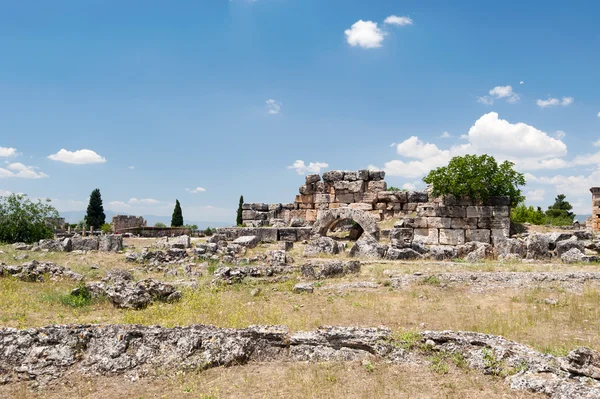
left=186, top=187, right=207, bottom=194
left=525, top=189, right=545, bottom=202
left=536, top=97, right=574, bottom=108
left=288, top=160, right=329, bottom=175
left=108, top=200, right=130, bottom=207
left=0, top=147, right=17, bottom=157
left=554, top=130, right=566, bottom=139
left=382, top=112, right=568, bottom=178
left=440, top=131, right=452, bottom=139
left=266, top=99, right=281, bottom=115
left=345, top=20, right=385, bottom=49
left=383, top=15, right=413, bottom=26
left=129, top=198, right=161, bottom=205
left=598, top=112, right=600, bottom=118
left=0, top=162, right=48, bottom=179
left=48, top=149, right=107, bottom=164
left=572, top=151, right=600, bottom=166
left=478, top=85, right=519, bottom=105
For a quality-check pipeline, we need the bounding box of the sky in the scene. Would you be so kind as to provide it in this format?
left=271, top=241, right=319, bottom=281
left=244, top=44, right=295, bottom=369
left=1, top=0, right=599, bottom=224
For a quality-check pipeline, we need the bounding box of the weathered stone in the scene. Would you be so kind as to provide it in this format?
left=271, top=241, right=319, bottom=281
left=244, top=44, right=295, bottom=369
left=407, top=190, right=428, bottom=203
left=315, top=194, right=333, bottom=204
left=368, top=170, right=385, bottom=181
left=322, top=170, right=344, bottom=182
left=278, top=241, right=293, bottom=251
left=439, top=229, right=465, bottom=245
left=428, top=245, right=458, bottom=260
left=242, top=210, right=256, bottom=220
left=299, top=184, right=315, bottom=195
left=367, top=181, right=387, bottom=192
left=335, top=193, right=354, bottom=203
left=293, top=283, right=314, bottom=293
left=301, top=260, right=361, bottom=279
left=357, top=169, right=370, bottom=180
left=251, top=203, right=269, bottom=211
left=71, top=237, right=100, bottom=251
left=349, top=236, right=388, bottom=259
left=556, top=237, right=585, bottom=256
left=349, top=203, right=373, bottom=211
left=232, top=236, right=260, bottom=248
left=561, top=248, right=584, bottom=264
left=414, top=228, right=439, bottom=245
left=305, top=174, right=321, bottom=185
left=389, top=228, right=413, bottom=248
left=99, top=234, right=123, bottom=252
left=465, top=229, right=490, bottom=244
left=426, top=217, right=451, bottom=229
left=343, top=171, right=358, bottom=181
left=385, top=247, right=422, bottom=260
left=303, top=237, right=343, bottom=256
left=526, top=233, right=552, bottom=260
left=0, top=260, right=84, bottom=282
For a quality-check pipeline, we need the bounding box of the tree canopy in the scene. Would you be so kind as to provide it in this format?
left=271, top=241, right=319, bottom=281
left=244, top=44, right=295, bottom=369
left=546, top=194, right=575, bottom=225
left=171, top=199, right=183, bottom=227
left=85, top=188, right=106, bottom=229
left=0, top=194, right=59, bottom=243
left=422, top=154, right=525, bottom=207
left=236, top=195, right=244, bottom=226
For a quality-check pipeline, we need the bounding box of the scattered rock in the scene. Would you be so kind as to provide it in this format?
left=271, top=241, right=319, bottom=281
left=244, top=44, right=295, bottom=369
left=348, top=236, right=387, bottom=259
left=293, top=283, right=314, bottom=293
left=300, top=260, right=360, bottom=280
left=0, top=260, right=84, bottom=282
left=232, top=236, right=259, bottom=249
left=303, top=237, right=344, bottom=256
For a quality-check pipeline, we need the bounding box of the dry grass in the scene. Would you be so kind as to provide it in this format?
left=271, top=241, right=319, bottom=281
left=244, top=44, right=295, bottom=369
left=2, top=361, right=543, bottom=399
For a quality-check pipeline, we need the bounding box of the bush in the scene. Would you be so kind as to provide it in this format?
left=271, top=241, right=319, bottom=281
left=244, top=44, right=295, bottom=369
left=0, top=194, right=59, bottom=244
left=423, top=154, right=525, bottom=207
left=511, top=204, right=547, bottom=225
left=546, top=194, right=575, bottom=225
left=155, top=222, right=167, bottom=228
left=100, top=223, right=112, bottom=234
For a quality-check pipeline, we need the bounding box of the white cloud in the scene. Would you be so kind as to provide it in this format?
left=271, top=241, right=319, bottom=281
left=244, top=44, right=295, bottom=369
left=0, top=189, right=11, bottom=196
left=594, top=140, right=600, bottom=147
left=48, top=149, right=107, bottom=164
left=572, top=152, right=600, bottom=166
left=384, top=15, right=413, bottom=26
left=520, top=81, right=524, bottom=85
left=597, top=112, right=600, bottom=118
left=186, top=187, right=207, bottom=194
left=383, top=112, right=568, bottom=178
left=0, top=162, right=48, bottom=179
left=554, top=130, right=566, bottom=139
left=440, top=131, right=452, bottom=139
left=525, top=189, right=545, bottom=202
left=345, top=20, right=385, bottom=49
left=266, top=99, right=281, bottom=115
left=288, top=160, right=329, bottom=175
left=0, top=147, right=17, bottom=157
left=479, top=85, right=519, bottom=105
left=402, top=182, right=416, bottom=190
left=128, top=166, right=135, bottom=170
left=129, top=198, right=161, bottom=205
left=536, top=97, right=574, bottom=108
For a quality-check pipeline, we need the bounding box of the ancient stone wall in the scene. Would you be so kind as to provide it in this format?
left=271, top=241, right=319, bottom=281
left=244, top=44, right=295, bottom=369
left=111, top=215, right=146, bottom=232
left=590, top=187, right=600, bottom=232
left=241, top=170, right=510, bottom=245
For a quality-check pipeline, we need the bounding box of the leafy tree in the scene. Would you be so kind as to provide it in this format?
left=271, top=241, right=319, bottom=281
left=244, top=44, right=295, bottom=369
left=511, top=203, right=547, bottom=225
left=236, top=195, right=244, bottom=226
left=171, top=199, right=184, bottom=227
left=154, top=222, right=167, bottom=228
left=387, top=186, right=401, bottom=192
left=546, top=194, right=575, bottom=225
left=422, top=154, right=525, bottom=207
left=204, top=226, right=215, bottom=236
left=100, top=223, right=112, bottom=234
left=84, top=189, right=106, bottom=229
left=0, top=194, right=59, bottom=244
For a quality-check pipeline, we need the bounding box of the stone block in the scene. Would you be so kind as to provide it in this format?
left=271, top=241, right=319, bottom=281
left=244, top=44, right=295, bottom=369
left=367, top=181, right=387, bottom=192
left=404, top=217, right=428, bottom=228
left=414, top=228, right=439, bottom=245
left=466, top=206, right=493, bottom=218
left=282, top=203, right=296, bottom=210
left=298, top=203, right=314, bottom=210
left=343, top=171, right=358, bottom=181
left=465, top=229, right=490, bottom=243
left=389, top=228, right=414, bottom=248
left=299, top=184, right=315, bottom=195
left=491, top=229, right=508, bottom=244
left=316, top=203, right=329, bottom=210
left=375, top=202, right=387, bottom=210
left=369, top=170, right=385, bottom=181
left=350, top=203, right=373, bottom=211
left=333, top=180, right=363, bottom=193
left=328, top=203, right=341, bottom=209
left=232, top=236, right=259, bottom=248
left=493, top=206, right=510, bottom=217
left=403, top=203, right=417, bottom=211
left=393, top=191, right=408, bottom=203
left=377, top=191, right=396, bottom=202
left=357, top=169, right=370, bottom=180
left=416, top=204, right=440, bottom=217
left=306, top=174, right=321, bottom=185
left=335, top=193, right=354, bottom=203
left=439, top=229, right=465, bottom=245
left=277, top=228, right=297, bottom=241
left=386, top=203, right=402, bottom=211
left=305, top=210, right=317, bottom=222
left=315, top=194, right=333, bottom=204
left=487, top=196, right=510, bottom=206
left=295, top=194, right=314, bottom=204
left=408, top=190, right=428, bottom=203
left=242, top=203, right=252, bottom=210
left=268, top=203, right=282, bottom=212
left=369, top=210, right=383, bottom=221
left=322, top=170, right=344, bottom=182
left=361, top=192, right=377, bottom=204
left=242, top=210, right=256, bottom=220
left=426, top=217, right=452, bottom=228
left=251, top=203, right=269, bottom=211
left=443, top=206, right=467, bottom=218
left=278, top=241, right=294, bottom=251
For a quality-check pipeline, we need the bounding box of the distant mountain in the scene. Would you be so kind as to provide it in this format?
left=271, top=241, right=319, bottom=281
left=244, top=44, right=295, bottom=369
left=576, top=214, right=591, bottom=223
left=59, top=210, right=231, bottom=229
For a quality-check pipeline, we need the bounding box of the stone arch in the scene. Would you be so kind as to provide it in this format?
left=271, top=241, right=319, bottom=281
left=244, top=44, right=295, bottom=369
left=313, top=208, right=380, bottom=240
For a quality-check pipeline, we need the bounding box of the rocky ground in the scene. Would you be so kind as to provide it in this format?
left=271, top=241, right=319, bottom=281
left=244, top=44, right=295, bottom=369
left=2, top=233, right=600, bottom=398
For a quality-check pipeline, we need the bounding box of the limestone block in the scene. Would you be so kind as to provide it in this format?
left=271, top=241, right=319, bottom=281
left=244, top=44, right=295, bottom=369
left=282, top=203, right=296, bottom=210
left=416, top=204, right=440, bottom=217
left=386, top=203, right=402, bottom=211
left=493, top=206, right=510, bottom=217
left=408, top=191, right=428, bottom=203
left=347, top=180, right=364, bottom=193
left=487, top=196, right=510, bottom=206
left=390, top=228, right=414, bottom=248
left=393, top=191, right=408, bottom=203
left=353, top=192, right=364, bottom=202
left=251, top=203, right=269, bottom=211
left=316, top=203, right=329, bottom=210
left=306, top=174, right=321, bottom=185
left=295, top=194, right=314, bottom=204
left=442, top=206, right=466, bottom=218
left=383, top=210, right=394, bottom=220
left=354, top=169, right=368, bottom=181
left=377, top=191, right=396, bottom=202
left=403, top=203, right=417, bottom=211
left=298, top=203, right=314, bottom=210
left=242, top=203, right=252, bottom=210
left=268, top=203, right=282, bottom=212
left=343, top=171, right=358, bottom=181
left=255, top=212, right=270, bottom=220
left=491, top=229, right=508, bottom=244
left=414, top=228, right=439, bottom=245
left=405, top=217, right=428, bottom=228
left=439, top=229, right=465, bottom=245
left=375, top=202, right=387, bottom=210
left=477, top=217, right=509, bottom=230
left=361, top=192, right=378, bottom=204
left=367, top=181, right=387, bottom=192
left=322, top=170, right=344, bottom=182
left=350, top=203, right=373, bottom=211
left=315, top=194, right=333, bottom=204
left=466, top=206, right=493, bottom=218
left=465, top=229, right=490, bottom=243
left=451, top=217, right=478, bottom=229
left=426, top=217, right=451, bottom=228
left=242, top=210, right=256, bottom=219
left=305, top=210, right=317, bottom=223
left=335, top=193, right=354, bottom=203
left=369, top=210, right=383, bottom=221
left=369, top=170, right=385, bottom=181
left=299, top=184, right=315, bottom=195
left=329, top=203, right=341, bottom=209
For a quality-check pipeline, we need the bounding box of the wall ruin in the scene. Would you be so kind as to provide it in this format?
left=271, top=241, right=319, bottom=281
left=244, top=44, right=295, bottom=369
left=111, top=215, right=146, bottom=233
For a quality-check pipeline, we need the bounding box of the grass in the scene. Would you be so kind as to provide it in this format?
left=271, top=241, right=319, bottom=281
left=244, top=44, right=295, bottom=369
left=0, top=362, right=544, bottom=399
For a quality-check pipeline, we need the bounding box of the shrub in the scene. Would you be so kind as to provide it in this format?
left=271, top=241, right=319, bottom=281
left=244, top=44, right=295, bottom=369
left=100, top=223, right=112, bottom=234
left=423, top=154, right=525, bottom=207
left=511, top=204, right=547, bottom=225
left=0, top=194, right=58, bottom=244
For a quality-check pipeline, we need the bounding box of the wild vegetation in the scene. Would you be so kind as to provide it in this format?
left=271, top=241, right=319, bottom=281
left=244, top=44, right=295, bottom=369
left=0, top=194, right=58, bottom=244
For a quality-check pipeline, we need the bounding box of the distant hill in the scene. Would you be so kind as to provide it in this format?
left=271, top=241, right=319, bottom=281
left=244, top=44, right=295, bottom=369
left=59, top=210, right=231, bottom=229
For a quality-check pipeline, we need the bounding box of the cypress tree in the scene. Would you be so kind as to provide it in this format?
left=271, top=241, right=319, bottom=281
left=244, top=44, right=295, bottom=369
left=171, top=199, right=184, bottom=227
left=236, top=195, right=244, bottom=226
left=85, top=188, right=106, bottom=229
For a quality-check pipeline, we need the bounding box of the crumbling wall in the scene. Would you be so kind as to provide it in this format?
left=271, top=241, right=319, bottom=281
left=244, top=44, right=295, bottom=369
left=111, top=215, right=146, bottom=232
left=241, top=170, right=510, bottom=245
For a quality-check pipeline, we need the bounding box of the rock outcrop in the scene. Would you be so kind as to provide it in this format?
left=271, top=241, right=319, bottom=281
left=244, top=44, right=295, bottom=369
left=0, top=260, right=84, bottom=282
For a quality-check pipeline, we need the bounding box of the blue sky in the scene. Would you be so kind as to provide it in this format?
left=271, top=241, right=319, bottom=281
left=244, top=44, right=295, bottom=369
left=1, top=0, right=599, bottom=223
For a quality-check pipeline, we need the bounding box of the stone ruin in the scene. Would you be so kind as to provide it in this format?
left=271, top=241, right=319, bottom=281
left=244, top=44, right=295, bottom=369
left=589, top=187, right=600, bottom=232
left=111, top=215, right=146, bottom=233
left=233, top=169, right=510, bottom=246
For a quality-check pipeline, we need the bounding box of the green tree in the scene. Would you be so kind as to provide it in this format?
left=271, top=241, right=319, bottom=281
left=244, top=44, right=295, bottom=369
left=154, top=222, right=167, bottom=228
left=511, top=203, right=547, bottom=225
left=545, top=194, right=575, bottom=225
left=236, top=195, right=244, bottom=226
left=422, top=154, right=526, bottom=207
left=84, top=189, right=106, bottom=229
left=171, top=199, right=184, bottom=227
left=100, top=223, right=112, bottom=234
left=0, top=194, right=59, bottom=243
